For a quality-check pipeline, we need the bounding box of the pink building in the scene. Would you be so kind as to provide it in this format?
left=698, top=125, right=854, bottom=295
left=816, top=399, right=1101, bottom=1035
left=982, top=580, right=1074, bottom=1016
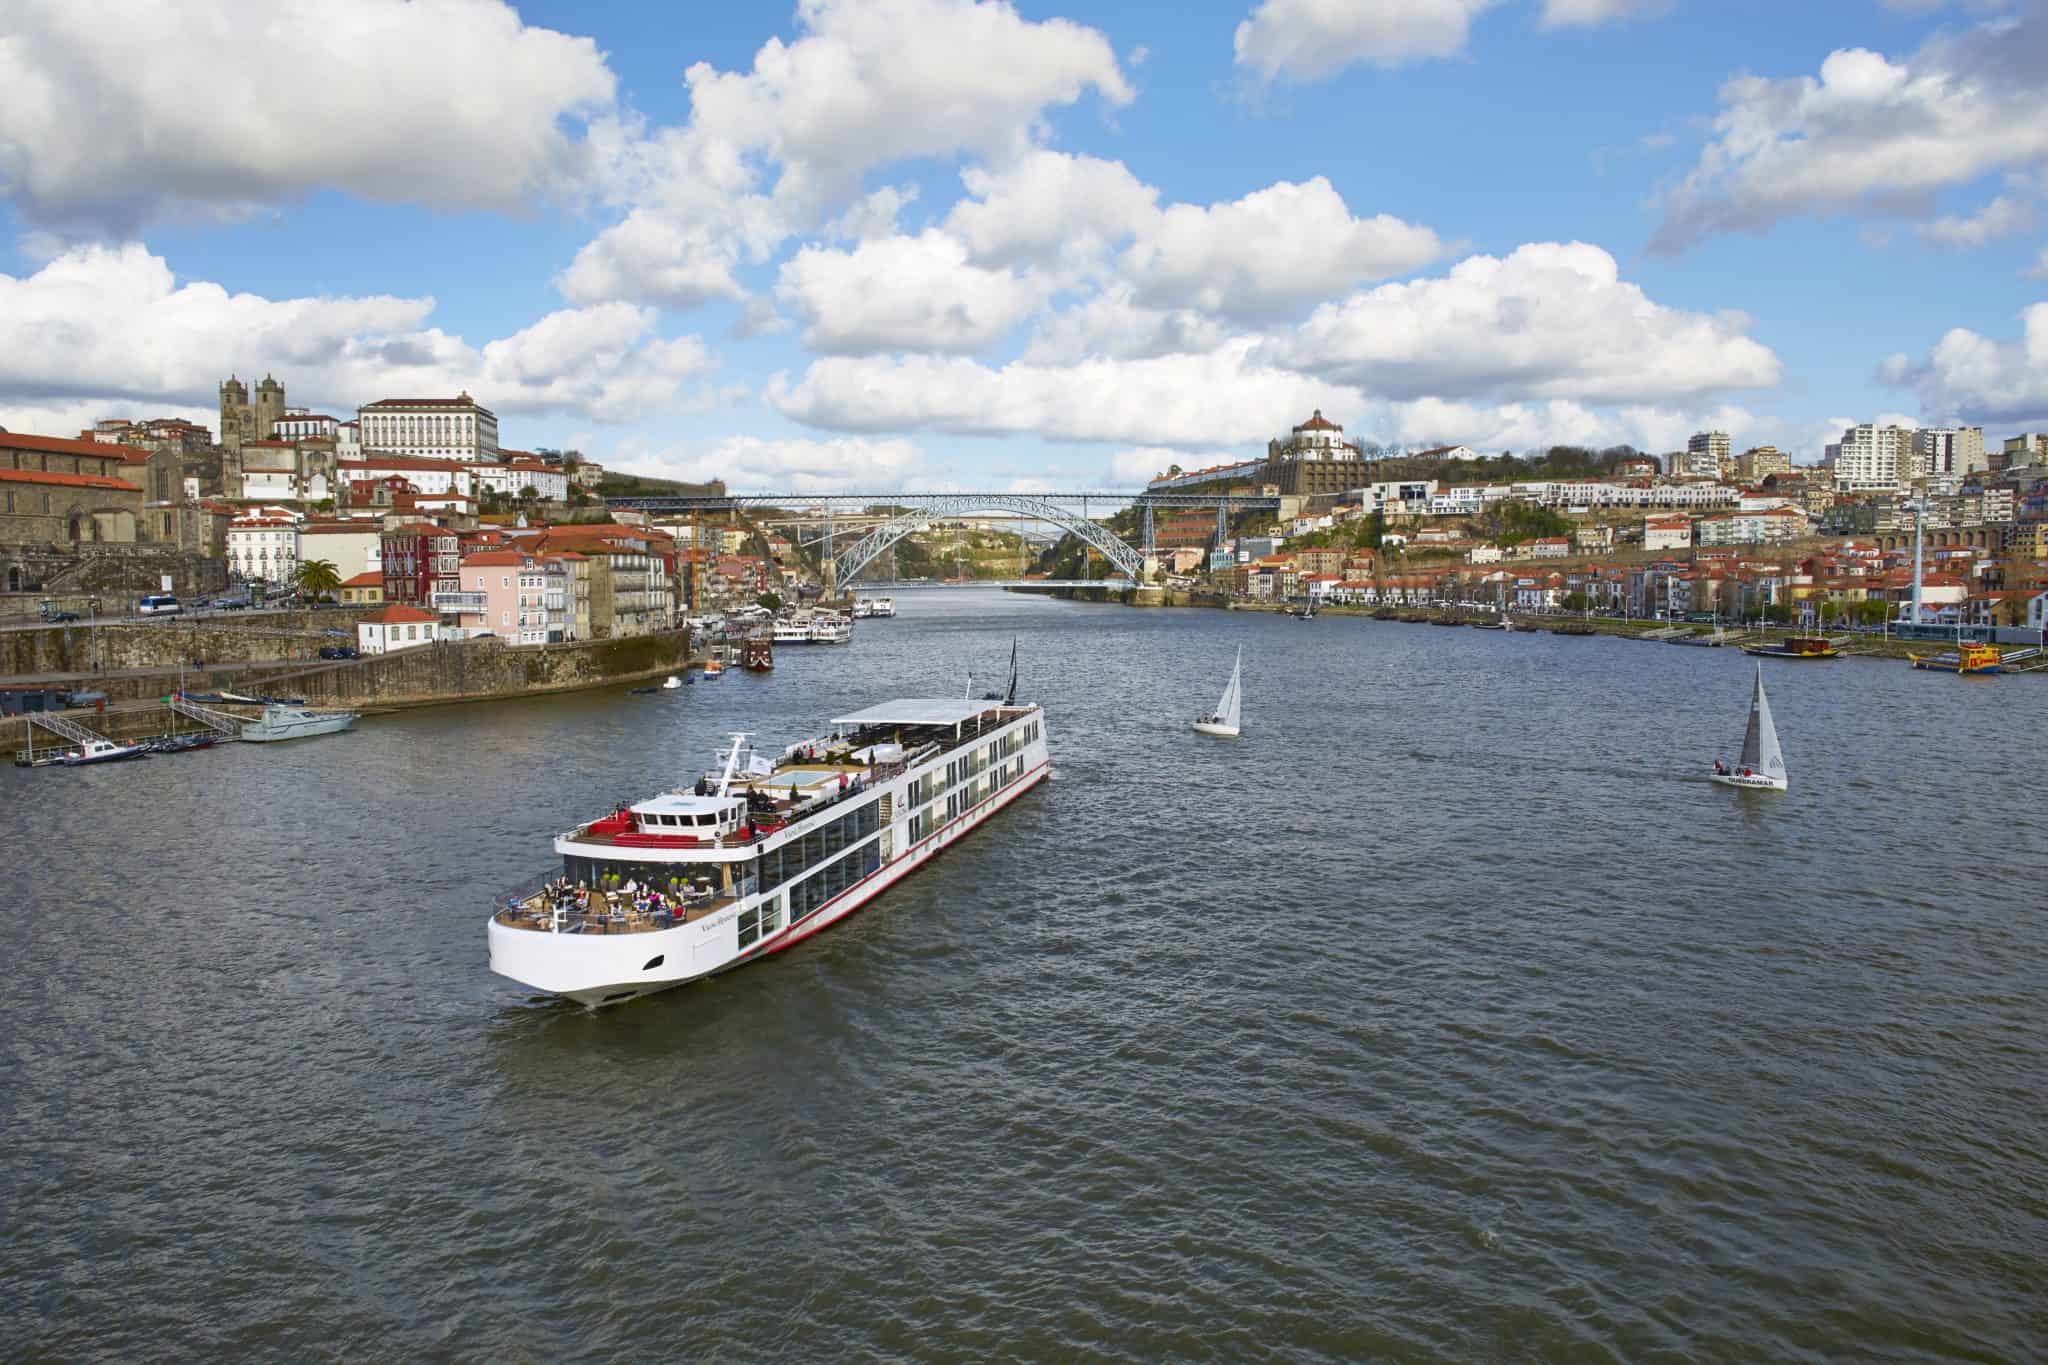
left=455, top=550, right=553, bottom=644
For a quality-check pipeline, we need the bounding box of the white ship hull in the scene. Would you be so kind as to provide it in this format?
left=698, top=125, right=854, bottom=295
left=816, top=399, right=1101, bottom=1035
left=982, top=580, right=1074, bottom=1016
left=1709, top=772, right=1786, bottom=792
left=1191, top=721, right=1239, bottom=737
left=490, top=701, right=1050, bottom=1007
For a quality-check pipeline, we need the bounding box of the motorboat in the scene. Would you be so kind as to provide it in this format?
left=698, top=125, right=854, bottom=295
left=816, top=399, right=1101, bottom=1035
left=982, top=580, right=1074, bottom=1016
left=57, top=738, right=151, bottom=766
left=662, top=675, right=683, bottom=690
left=241, top=705, right=359, bottom=743
left=1193, top=646, right=1243, bottom=738
left=1710, top=664, right=1788, bottom=792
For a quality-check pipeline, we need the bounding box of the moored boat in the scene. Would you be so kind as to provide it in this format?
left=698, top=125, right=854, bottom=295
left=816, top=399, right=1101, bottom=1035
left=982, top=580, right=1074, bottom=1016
left=58, top=738, right=151, bottom=766
left=1744, top=635, right=1839, bottom=660
left=1908, top=642, right=2002, bottom=675
left=742, top=635, right=774, bottom=672
left=488, top=693, right=1052, bottom=1006
left=241, top=705, right=359, bottom=742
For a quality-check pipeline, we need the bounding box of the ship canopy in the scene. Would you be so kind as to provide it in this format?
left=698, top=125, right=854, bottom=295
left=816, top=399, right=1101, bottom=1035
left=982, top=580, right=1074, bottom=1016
left=1737, top=663, right=1787, bottom=781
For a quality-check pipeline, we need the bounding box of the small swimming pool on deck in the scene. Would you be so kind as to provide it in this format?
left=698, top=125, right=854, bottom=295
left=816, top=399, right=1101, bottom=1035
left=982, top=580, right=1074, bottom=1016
left=752, top=766, right=853, bottom=792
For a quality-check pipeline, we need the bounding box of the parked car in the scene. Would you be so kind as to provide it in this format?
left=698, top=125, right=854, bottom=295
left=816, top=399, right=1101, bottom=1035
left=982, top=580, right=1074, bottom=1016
left=39, top=605, right=80, bottom=623
left=217, top=593, right=252, bottom=610
left=321, top=627, right=349, bottom=637
left=318, top=645, right=360, bottom=660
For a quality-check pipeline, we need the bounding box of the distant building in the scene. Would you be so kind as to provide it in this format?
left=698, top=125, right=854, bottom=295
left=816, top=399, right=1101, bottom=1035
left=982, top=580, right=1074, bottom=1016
left=218, top=374, right=286, bottom=455
left=357, top=603, right=442, bottom=655
left=2003, top=432, right=2048, bottom=473
left=1686, top=430, right=1731, bottom=478
left=1643, top=513, right=1692, bottom=552
left=1738, top=445, right=1790, bottom=482
left=1834, top=423, right=1912, bottom=493
left=1913, top=427, right=1986, bottom=480
left=227, top=507, right=302, bottom=583
left=1262, top=410, right=1370, bottom=497
left=338, top=570, right=385, bottom=606
left=358, top=392, right=499, bottom=463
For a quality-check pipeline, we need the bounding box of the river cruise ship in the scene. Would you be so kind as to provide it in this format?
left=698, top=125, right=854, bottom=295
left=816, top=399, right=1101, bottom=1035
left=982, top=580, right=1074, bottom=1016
left=489, top=696, right=1051, bottom=1006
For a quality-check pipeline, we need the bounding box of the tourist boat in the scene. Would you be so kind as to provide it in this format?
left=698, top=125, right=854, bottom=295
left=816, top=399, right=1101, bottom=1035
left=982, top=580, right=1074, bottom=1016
left=853, top=596, right=897, bottom=619
left=771, top=616, right=812, bottom=644
left=240, top=705, right=359, bottom=742
left=1908, top=642, right=2002, bottom=675
left=1192, top=646, right=1243, bottom=738
left=742, top=635, right=774, bottom=672
left=1743, top=635, right=1838, bottom=661
left=808, top=613, right=852, bottom=644
left=57, top=737, right=151, bottom=766
left=1710, top=664, right=1788, bottom=792
left=488, top=692, right=1052, bottom=1006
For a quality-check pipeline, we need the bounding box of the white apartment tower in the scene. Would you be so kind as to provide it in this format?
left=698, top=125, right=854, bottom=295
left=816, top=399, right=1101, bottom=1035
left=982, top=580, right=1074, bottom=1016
left=1833, top=423, right=1912, bottom=492
left=1911, top=427, right=1986, bottom=482
left=358, top=392, right=500, bottom=463
left=1685, top=430, right=1731, bottom=478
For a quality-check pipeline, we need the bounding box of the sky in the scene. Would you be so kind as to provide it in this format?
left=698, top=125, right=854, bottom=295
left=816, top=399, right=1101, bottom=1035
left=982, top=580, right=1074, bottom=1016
left=3, top=0, right=2047, bottom=493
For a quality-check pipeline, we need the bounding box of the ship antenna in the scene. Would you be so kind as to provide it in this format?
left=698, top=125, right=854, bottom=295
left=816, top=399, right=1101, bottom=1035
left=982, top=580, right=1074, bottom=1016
left=716, top=731, right=750, bottom=797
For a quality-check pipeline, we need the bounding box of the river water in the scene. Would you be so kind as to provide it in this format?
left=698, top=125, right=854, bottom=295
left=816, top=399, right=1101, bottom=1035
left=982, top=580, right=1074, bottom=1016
left=3, top=590, right=2042, bottom=1361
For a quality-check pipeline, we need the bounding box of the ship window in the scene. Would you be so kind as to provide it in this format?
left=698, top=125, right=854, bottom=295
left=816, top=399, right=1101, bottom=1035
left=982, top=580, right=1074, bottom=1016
left=738, top=906, right=760, bottom=948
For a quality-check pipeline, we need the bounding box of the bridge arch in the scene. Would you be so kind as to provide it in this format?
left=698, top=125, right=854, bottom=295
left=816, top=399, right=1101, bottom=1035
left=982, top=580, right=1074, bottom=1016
left=834, top=494, right=1145, bottom=586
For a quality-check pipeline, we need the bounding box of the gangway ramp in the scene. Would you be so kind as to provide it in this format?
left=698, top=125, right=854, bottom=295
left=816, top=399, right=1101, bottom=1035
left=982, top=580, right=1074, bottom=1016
left=167, top=696, right=245, bottom=737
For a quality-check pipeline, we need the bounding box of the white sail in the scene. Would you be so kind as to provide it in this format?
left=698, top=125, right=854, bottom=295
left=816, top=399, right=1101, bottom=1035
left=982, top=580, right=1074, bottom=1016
left=1215, top=647, right=1243, bottom=730
left=1738, top=664, right=1787, bottom=781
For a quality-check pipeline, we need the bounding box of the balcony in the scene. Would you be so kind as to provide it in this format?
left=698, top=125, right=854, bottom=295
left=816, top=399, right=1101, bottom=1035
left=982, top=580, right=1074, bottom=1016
left=431, top=591, right=488, bottom=612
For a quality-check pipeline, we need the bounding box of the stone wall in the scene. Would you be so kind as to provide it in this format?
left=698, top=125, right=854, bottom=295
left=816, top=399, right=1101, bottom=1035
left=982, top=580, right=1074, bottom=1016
left=0, top=608, right=383, bottom=676
left=0, top=543, right=227, bottom=598
left=268, top=630, right=691, bottom=708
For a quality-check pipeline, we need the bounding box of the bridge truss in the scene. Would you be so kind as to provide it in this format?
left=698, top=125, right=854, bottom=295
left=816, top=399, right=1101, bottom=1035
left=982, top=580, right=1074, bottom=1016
left=607, top=491, right=1281, bottom=588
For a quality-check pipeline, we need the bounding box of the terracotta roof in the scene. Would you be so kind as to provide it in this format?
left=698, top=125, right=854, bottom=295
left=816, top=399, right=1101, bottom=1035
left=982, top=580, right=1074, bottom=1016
left=341, top=571, right=384, bottom=587
left=340, top=455, right=470, bottom=472
left=462, top=550, right=527, bottom=567
left=0, top=467, right=143, bottom=492
left=360, top=395, right=495, bottom=414
left=370, top=604, right=440, bottom=625
left=1294, top=409, right=1342, bottom=432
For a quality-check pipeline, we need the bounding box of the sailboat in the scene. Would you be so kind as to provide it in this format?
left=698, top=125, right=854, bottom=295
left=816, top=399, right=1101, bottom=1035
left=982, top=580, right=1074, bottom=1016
left=1193, top=646, right=1243, bottom=737
left=1710, top=663, right=1788, bottom=792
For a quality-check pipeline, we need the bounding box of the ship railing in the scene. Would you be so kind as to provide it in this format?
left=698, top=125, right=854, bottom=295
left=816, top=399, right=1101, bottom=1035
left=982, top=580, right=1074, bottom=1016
left=497, top=872, right=757, bottom=934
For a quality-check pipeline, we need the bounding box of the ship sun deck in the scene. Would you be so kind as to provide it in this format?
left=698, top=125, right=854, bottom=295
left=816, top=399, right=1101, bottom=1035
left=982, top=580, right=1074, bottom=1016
left=494, top=882, right=744, bottom=936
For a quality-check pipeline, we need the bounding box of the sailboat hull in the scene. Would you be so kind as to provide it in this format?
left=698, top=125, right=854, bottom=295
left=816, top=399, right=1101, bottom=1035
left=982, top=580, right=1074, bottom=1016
left=1192, top=721, right=1240, bottom=737
left=1709, top=772, right=1787, bottom=792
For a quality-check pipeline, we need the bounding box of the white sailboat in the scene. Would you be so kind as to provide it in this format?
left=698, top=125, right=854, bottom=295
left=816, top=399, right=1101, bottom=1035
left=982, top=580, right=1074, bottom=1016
left=1710, top=663, right=1788, bottom=792
left=1193, top=646, right=1243, bottom=737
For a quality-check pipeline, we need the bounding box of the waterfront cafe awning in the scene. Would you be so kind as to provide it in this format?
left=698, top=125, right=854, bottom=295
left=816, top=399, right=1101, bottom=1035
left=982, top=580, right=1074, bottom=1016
left=830, top=698, right=999, bottom=730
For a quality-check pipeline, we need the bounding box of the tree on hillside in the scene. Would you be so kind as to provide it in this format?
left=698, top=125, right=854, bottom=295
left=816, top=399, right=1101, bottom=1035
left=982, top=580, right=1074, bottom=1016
left=295, top=558, right=342, bottom=603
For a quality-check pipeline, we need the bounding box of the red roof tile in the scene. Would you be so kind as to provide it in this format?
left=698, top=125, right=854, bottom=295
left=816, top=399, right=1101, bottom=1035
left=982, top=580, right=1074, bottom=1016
left=0, top=467, right=143, bottom=492
left=1, top=431, right=132, bottom=460
left=370, top=604, right=440, bottom=625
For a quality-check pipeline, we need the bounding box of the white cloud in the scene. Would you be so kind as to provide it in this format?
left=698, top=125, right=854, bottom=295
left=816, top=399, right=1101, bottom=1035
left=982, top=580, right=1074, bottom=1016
left=767, top=342, right=1353, bottom=448
left=1233, top=0, right=1500, bottom=81
left=1021, top=285, right=1230, bottom=365
left=1652, top=18, right=2048, bottom=252
left=1268, top=241, right=1781, bottom=403
left=1879, top=302, right=2048, bottom=424
left=0, top=0, right=615, bottom=231
left=1107, top=446, right=1245, bottom=485
left=562, top=0, right=1130, bottom=308
left=775, top=232, right=1049, bottom=355
left=614, top=434, right=930, bottom=492
left=2026, top=245, right=2048, bottom=279
left=1916, top=194, right=2037, bottom=247
left=1121, top=177, right=1443, bottom=322
left=0, top=243, right=713, bottom=430
left=1538, top=0, right=1670, bottom=27
left=944, top=151, right=1159, bottom=268
left=826, top=185, right=920, bottom=242
left=1385, top=397, right=1765, bottom=455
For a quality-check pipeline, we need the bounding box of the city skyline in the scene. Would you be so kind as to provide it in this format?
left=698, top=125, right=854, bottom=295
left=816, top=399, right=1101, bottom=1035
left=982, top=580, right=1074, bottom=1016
left=3, top=0, right=2047, bottom=490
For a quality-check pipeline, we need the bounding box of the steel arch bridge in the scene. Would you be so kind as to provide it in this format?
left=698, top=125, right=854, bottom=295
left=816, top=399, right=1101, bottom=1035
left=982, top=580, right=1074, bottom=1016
left=606, top=491, right=1281, bottom=587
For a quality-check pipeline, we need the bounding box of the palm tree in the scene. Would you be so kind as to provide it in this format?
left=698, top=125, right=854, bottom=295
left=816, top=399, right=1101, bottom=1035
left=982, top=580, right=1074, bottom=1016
left=295, top=558, right=343, bottom=604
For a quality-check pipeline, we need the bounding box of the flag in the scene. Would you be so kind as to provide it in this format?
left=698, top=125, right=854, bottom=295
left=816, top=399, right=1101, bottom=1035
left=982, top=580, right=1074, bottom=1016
left=747, top=754, right=775, bottom=776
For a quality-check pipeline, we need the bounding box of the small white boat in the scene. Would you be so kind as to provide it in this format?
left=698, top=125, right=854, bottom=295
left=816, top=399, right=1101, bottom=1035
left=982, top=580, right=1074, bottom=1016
left=241, top=705, right=359, bottom=743
left=661, top=675, right=683, bottom=690
left=1193, top=646, right=1243, bottom=738
left=58, top=737, right=151, bottom=766
left=1710, top=663, right=1788, bottom=792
